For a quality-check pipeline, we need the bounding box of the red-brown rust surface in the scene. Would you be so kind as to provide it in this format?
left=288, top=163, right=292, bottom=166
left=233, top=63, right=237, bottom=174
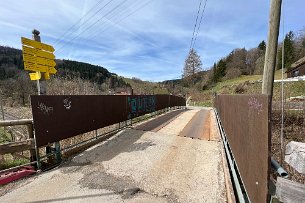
left=179, top=109, right=211, bottom=140
left=215, top=94, right=271, bottom=203
left=31, top=95, right=185, bottom=147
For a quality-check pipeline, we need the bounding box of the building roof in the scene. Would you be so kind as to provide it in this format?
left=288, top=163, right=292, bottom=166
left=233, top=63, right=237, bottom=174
left=287, top=56, right=305, bottom=73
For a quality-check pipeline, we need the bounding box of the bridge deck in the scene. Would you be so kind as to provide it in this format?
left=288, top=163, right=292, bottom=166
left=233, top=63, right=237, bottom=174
left=0, top=107, right=232, bottom=203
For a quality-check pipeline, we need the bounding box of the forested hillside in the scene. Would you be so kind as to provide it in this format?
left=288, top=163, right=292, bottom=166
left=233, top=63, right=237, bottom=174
left=0, top=46, right=130, bottom=106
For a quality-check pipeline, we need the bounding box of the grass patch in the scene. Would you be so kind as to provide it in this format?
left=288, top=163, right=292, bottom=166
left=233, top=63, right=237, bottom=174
left=192, top=101, right=213, bottom=107
left=190, top=69, right=304, bottom=106
left=0, top=154, right=29, bottom=170
left=0, top=128, right=28, bottom=171
left=0, top=127, right=12, bottom=144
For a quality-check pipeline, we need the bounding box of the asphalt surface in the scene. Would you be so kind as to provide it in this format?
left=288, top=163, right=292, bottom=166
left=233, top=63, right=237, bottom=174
left=0, top=108, right=229, bottom=203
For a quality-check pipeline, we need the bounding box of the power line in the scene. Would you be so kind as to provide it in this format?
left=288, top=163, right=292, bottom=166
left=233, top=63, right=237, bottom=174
left=53, top=0, right=106, bottom=45
left=89, top=0, right=143, bottom=39
left=90, top=0, right=154, bottom=44
left=192, top=0, right=208, bottom=49
left=189, top=0, right=203, bottom=51
left=56, top=0, right=127, bottom=54
left=55, top=0, right=116, bottom=47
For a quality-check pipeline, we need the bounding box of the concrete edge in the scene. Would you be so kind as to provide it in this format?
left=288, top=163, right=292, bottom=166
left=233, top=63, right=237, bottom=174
left=209, top=109, right=221, bottom=141
left=212, top=109, right=236, bottom=203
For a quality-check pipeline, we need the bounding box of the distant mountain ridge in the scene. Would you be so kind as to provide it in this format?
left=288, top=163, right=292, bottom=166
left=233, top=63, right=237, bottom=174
left=0, top=45, right=129, bottom=88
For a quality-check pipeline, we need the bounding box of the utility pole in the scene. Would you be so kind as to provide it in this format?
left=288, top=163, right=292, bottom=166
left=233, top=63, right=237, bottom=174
left=262, top=0, right=282, bottom=96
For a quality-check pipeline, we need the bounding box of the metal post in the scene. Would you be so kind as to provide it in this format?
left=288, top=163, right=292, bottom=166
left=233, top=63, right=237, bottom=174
left=32, top=29, right=43, bottom=96
left=27, top=123, right=40, bottom=168
left=32, top=29, right=52, bottom=163
left=0, top=93, right=6, bottom=137
left=55, top=141, right=62, bottom=164
left=0, top=94, right=4, bottom=121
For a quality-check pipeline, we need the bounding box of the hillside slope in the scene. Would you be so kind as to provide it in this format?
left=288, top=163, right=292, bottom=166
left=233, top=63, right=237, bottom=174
left=190, top=70, right=305, bottom=106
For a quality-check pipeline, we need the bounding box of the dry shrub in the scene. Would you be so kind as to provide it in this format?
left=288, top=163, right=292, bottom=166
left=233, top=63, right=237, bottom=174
left=224, top=68, right=242, bottom=80
left=47, top=77, right=103, bottom=95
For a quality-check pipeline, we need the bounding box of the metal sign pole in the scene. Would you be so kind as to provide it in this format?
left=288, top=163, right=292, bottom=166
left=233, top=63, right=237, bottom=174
left=31, top=29, right=60, bottom=165
left=32, top=30, right=44, bottom=95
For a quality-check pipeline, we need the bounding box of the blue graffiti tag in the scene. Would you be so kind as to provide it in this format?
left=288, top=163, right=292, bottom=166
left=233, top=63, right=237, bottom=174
left=127, top=95, right=156, bottom=118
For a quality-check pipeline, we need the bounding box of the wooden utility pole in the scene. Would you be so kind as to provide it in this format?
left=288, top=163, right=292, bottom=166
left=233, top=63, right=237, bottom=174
left=262, top=0, right=282, bottom=96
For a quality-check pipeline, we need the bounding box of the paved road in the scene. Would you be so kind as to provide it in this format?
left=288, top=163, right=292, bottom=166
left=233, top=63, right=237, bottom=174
left=0, top=107, right=231, bottom=203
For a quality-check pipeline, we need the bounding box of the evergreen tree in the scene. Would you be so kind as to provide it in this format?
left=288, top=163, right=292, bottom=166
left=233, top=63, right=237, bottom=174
left=212, top=60, right=227, bottom=82
left=217, top=59, right=227, bottom=78
left=182, top=48, right=202, bottom=78
left=258, top=40, right=266, bottom=52
left=277, top=31, right=295, bottom=70
left=212, top=63, right=217, bottom=83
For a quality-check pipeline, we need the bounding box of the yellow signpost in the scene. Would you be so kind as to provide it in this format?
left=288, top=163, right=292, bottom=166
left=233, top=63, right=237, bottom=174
left=23, top=53, right=56, bottom=67
left=21, top=37, right=55, bottom=52
left=22, top=45, right=55, bottom=59
left=29, top=71, right=41, bottom=81
left=21, top=37, right=56, bottom=80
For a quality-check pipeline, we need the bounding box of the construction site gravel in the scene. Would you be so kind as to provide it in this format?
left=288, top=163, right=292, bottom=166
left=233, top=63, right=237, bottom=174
left=0, top=108, right=232, bottom=203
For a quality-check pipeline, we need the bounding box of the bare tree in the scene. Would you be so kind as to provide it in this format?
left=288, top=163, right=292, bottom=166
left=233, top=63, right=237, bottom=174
left=182, top=48, right=202, bottom=78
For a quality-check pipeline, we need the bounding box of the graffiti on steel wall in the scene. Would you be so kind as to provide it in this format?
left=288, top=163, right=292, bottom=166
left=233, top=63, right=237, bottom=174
left=248, top=97, right=263, bottom=114
left=37, top=102, right=53, bottom=115
left=63, top=98, right=72, bottom=110
left=128, top=95, right=156, bottom=118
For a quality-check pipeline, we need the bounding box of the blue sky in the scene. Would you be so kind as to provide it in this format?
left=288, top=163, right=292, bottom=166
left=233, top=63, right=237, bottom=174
left=0, top=0, right=304, bottom=81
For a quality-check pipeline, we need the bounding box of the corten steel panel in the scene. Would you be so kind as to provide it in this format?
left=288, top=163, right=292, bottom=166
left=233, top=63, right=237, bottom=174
left=156, top=95, right=170, bottom=110
left=168, top=95, right=186, bottom=107
left=31, top=95, right=128, bottom=147
left=32, top=95, right=186, bottom=147
left=214, top=94, right=271, bottom=203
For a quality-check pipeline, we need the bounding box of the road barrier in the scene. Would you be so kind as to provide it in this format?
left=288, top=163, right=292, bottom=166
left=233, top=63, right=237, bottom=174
left=0, top=94, right=185, bottom=175
left=214, top=94, right=271, bottom=203
left=31, top=95, right=185, bottom=147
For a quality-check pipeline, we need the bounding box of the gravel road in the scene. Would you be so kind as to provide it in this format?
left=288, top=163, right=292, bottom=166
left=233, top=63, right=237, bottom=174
left=0, top=108, right=229, bottom=203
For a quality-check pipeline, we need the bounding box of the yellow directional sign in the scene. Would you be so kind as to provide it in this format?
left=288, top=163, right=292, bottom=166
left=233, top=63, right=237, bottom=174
left=24, top=61, right=47, bottom=72
left=44, top=72, right=50, bottom=80
left=24, top=61, right=57, bottom=74
left=22, top=45, right=55, bottom=59
left=23, top=53, right=56, bottom=67
left=29, top=72, right=41, bottom=81
left=21, top=36, right=57, bottom=79
left=48, top=66, right=57, bottom=74
left=21, top=37, right=54, bottom=52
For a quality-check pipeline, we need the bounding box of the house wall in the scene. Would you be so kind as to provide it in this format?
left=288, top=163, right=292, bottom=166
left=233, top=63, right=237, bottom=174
left=287, top=63, right=305, bottom=78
